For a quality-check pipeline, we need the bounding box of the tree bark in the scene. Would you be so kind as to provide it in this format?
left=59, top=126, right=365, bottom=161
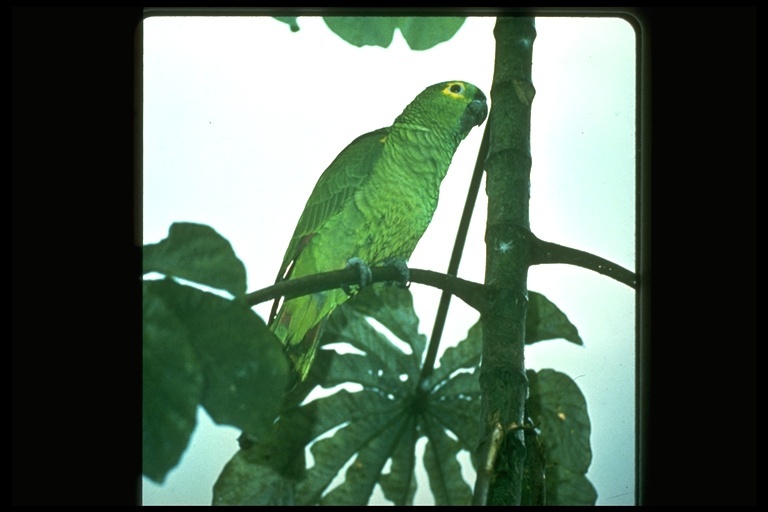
left=474, top=16, right=536, bottom=506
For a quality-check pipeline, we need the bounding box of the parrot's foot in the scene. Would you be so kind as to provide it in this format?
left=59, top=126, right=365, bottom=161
left=382, top=257, right=411, bottom=289
left=343, top=257, right=373, bottom=296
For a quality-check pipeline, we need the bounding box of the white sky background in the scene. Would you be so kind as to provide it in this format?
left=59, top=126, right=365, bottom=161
left=141, top=15, right=636, bottom=505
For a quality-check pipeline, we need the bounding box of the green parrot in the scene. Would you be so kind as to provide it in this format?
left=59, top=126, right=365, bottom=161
left=269, top=80, right=488, bottom=382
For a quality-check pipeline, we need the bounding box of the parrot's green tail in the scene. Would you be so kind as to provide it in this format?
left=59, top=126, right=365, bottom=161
left=272, top=288, right=348, bottom=382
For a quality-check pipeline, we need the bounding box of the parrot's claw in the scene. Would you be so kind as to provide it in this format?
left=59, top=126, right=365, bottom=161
left=343, top=257, right=373, bottom=296
left=383, top=257, right=411, bottom=289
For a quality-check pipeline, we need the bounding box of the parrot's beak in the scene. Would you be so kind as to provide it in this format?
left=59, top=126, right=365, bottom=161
left=469, top=98, right=488, bottom=126
left=460, top=91, right=488, bottom=136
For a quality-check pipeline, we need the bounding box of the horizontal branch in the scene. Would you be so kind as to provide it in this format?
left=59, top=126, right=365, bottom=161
left=528, top=231, right=637, bottom=289
left=242, top=231, right=634, bottom=317
left=243, top=266, right=488, bottom=313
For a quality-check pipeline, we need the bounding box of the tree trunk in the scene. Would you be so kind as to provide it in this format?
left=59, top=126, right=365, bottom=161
left=474, top=16, right=536, bottom=506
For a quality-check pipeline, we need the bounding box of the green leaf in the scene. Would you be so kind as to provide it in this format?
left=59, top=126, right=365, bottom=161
left=148, top=279, right=289, bottom=436
left=142, top=279, right=290, bottom=483
left=323, top=17, right=398, bottom=48
left=527, top=369, right=596, bottom=505
left=213, top=388, right=322, bottom=505
left=213, top=286, right=481, bottom=505
left=212, top=447, right=298, bottom=505
left=398, top=17, right=466, bottom=51
left=545, top=466, right=598, bottom=506
left=430, top=320, right=482, bottom=386
left=428, top=371, right=480, bottom=454
left=143, top=284, right=204, bottom=483
left=527, top=291, right=583, bottom=346
left=323, top=16, right=465, bottom=50
left=323, top=285, right=426, bottom=384
left=378, top=421, right=418, bottom=505
left=143, top=222, right=247, bottom=297
left=422, top=416, right=473, bottom=505
left=344, top=284, right=425, bottom=356
left=274, top=16, right=299, bottom=32
left=312, top=393, right=414, bottom=505
left=457, top=295, right=582, bottom=354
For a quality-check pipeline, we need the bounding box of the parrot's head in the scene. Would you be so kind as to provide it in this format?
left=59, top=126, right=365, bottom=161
left=396, top=81, right=488, bottom=141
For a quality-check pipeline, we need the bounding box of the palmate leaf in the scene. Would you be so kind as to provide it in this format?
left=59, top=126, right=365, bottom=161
left=213, top=286, right=481, bottom=505
left=212, top=286, right=594, bottom=505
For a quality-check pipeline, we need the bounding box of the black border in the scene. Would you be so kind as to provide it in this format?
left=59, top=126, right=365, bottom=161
left=12, top=6, right=144, bottom=506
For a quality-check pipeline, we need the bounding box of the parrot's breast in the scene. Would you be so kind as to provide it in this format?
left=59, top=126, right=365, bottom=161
left=350, top=127, right=457, bottom=264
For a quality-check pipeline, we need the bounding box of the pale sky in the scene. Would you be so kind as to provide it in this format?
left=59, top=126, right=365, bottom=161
left=141, top=15, right=636, bottom=505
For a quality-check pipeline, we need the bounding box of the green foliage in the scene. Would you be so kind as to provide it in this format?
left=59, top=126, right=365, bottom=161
left=214, top=285, right=480, bottom=505
left=212, top=280, right=595, bottom=505
left=323, top=17, right=466, bottom=50
left=142, top=223, right=290, bottom=483
left=142, top=222, right=595, bottom=503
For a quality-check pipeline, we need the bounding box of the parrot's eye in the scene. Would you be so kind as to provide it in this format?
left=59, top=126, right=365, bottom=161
left=450, top=83, right=464, bottom=94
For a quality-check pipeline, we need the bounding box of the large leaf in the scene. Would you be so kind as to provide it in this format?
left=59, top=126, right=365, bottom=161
left=142, top=278, right=290, bottom=483
left=323, top=16, right=465, bottom=50
left=143, top=222, right=247, bottom=297
left=527, top=368, right=597, bottom=505
left=143, top=286, right=203, bottom=483
left=213, top=286, right=481, bottom=505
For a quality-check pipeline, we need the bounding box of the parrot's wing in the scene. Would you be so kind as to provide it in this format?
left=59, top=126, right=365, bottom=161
left=274, top=126, right=390, bottom=283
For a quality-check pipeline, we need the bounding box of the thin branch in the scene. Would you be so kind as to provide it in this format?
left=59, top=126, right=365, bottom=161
left=242, top=266, right=488, bottom=313
left=527, top=231, right=637, bottom=289
left=421, top=122, right=491, bottom=383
